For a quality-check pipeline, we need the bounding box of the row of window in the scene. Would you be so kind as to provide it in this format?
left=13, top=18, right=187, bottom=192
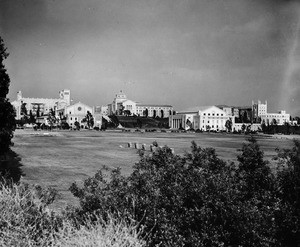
left=264, top=115, right=287, bottom=118
left=203, top=113, right=224, bottom=116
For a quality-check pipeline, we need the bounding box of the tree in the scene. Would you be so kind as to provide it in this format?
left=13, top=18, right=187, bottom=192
left=225, top=119, right=232, bottom=132
left=74, top=121, right=80, bottom=130
left=152, top=109, right=156, bottom=118
left=237, top=136, right=273, bottom=198
left=241, top=123, right=246, bottom=133
left=36, top=104, right=41, bottom=118
left=47, top=108, right=56, bottom=129
left=160, top=109, right=164, bottom=118
left=143, top=108, right=148, bottom=118
left=261, top=120, right=267, bottom=133
left=123, top=110, right=131, bottom=116
left=20, top=103, right=27, bottom=117
left=118, top=104, right=124, bottom=115
left=83, top=111, right=94, bottom=129
left=29, top=110, right=36, bottom=124
left=274, top=140, right=300, bottom=245
left=0, top=37, right=15, bottom=156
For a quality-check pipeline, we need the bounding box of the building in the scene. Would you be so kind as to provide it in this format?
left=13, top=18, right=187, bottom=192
left=252, top=100, right=267, bottom=123
left=93, top=105, right=108, bottom=116
left=12, top=89, right=71, bottom=119
left=57, top=102, right=93, bottom=128
left=169, top=106, right=232, bottom=131
left=218, top=105, right=252, bottom=123
left=260, top=111, right=290, bottom=125
left=252, top=100, right=290, bottom=125
left=107, top=91, right=173, bottom=118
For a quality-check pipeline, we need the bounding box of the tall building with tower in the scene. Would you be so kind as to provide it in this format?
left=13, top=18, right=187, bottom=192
left=12, top=89, right=71, bottom=120
left=107, top=91, right=173, bottom=118
left=252, top=100, right=267, bottom=123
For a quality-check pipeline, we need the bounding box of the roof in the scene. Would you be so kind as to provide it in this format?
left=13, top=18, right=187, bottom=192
left=136, top=104, right=173, bottom=107
left=66, top=102, right=92, bottom=109
left=178, top=106, right=214, bottom=113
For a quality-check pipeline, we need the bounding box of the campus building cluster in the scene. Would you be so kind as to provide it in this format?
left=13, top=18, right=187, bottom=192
left=12, top=89, right=96, bottom=128
left=170, top=100, right=291, bottom=131
left=11, top=89, right=292, bottom=130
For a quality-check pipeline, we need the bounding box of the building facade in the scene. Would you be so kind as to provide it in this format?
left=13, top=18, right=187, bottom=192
left=107, top=91, right=173, bottom=118
left=61, top=102, right=93, bottom=128
left=169, top=106, right=232, bottom=131
left=12, top=89, right=71, bottom=119
left=252, top=100, right=267, bottom=123
left=260, top=111, right=290, bottom=125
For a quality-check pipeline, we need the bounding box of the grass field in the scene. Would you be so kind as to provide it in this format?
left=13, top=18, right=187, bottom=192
left=11, top=129, right=296, bottom=211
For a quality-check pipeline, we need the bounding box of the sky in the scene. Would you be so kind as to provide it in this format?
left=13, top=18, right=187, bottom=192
left=1, top=0, right=300, bottom=116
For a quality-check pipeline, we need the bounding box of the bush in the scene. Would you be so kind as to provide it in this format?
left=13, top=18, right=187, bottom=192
left=0, top=182, right=61, bottom=246
left=0, top=180, right=144, bottom=247
left=69, top=139, right=288, bottom=246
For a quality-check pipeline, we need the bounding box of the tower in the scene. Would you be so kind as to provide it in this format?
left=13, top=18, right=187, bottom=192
left=59, top=89, right=71, bottom=106
left=17, top=91, right=22, bottom=101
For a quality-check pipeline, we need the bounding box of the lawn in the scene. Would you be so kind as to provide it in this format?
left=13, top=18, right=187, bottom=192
left=11, top=129, right=295, bottom=211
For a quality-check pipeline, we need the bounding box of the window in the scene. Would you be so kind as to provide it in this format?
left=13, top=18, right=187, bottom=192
left=203, top=113, right=206, bottom=116
left=208, top=113, right=210, bottom=116
left=70, top=117, right=72, bottom=120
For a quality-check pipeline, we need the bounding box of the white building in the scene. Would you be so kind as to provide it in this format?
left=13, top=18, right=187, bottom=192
left=260, top=110, right=290, bottom=125
left=252, top=100, right=290, bottom=125
left=107, top=91, right=173, bottom=118
left=12, top=89, right=71, bottom=119
left=252, top=100, right=267, bottom=122
left=57, top=102, right=93, bottom=128
left=169, top=106, right=232, bottom=131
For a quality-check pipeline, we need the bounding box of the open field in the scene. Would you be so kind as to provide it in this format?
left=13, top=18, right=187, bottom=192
left=11, top=129, right=297, bottom=210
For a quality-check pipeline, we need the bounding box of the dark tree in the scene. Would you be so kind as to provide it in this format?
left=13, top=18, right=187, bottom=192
left=0, top=37, right=15, bottom=156
left=160, top=109, right=164, bottom=118
left=20, top=102, right=28, bottom=124
left=118, top=104, right=124, bottom=115
left=36, top=105, right=41, bottom=118
left=74, top=121, right=80, bottom=130
left=153, top=109, right=156, bottom=118
left=83, top=111, right=94, bottom=129
left=20, top=103, right=27, bottom=117
left=237, top=136, right=273, bottom=198
left=123, top=110, right=131, bottom=116
left=29, top=110, right=36, bottom=124
left=143, top=108, right=148, bottom=118
left=225, top=119, right=232, bottom=132
left=47, top=108, right=56, bottom=129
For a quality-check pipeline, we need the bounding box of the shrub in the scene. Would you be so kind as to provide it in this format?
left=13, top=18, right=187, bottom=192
left=0, top=180, right=144, bottom=247
left=69, top=140, right=283, bottom=246
left=53, top=214, right=145, bottom=247
left=0, top=181, right=61, bottom=246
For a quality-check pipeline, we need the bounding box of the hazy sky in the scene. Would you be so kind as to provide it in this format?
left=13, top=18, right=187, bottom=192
left=1, top=0, right=300, bottom=115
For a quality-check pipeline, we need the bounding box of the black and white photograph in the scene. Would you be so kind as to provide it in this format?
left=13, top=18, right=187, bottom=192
left=0, top=0, right=300, bottom=246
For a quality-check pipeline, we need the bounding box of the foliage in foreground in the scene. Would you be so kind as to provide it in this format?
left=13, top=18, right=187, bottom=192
left=0, top=37, right=15, bottom=156
left=0, top=182, right=144, bottom=247
left=70, top=137, right=300, bottom=247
